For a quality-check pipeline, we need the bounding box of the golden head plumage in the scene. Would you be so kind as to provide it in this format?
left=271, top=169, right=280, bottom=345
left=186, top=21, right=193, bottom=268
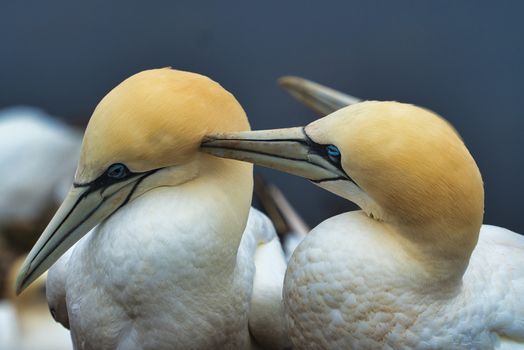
left=77, top=68, right=250, bottom=182
left=16, top=68, right=251, bottom=294
left=307, top=102, right=483, bottom=232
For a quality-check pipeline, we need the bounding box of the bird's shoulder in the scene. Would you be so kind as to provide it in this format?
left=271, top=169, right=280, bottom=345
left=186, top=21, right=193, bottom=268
left=462, top=224, right=524, bottom=344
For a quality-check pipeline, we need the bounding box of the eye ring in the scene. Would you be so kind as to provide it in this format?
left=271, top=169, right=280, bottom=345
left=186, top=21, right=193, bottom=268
left=326, top=144, right=341, bottom=159
left=106, top=163, right=128, bottom=179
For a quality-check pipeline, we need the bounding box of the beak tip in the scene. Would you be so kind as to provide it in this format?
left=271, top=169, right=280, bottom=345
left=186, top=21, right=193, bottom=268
left=14, top=261, right=31, bottom=296
left=15, top=275, right=26, bottom=296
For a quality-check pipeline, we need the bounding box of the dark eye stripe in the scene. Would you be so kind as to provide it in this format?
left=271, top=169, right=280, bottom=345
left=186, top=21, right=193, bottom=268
left=301, top=128, right=361, bottom=187
left=74, top=163, right=135, bottom=191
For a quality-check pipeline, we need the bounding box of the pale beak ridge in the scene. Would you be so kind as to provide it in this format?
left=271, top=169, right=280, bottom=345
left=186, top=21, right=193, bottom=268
left=201, top=127, right=348, bottom=183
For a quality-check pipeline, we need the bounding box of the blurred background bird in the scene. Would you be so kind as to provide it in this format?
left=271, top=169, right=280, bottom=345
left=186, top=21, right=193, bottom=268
left=0, top=107, right=80, bottom=298
left=0, top=255, right=71, bottom=350
left=0, top=107, right=79, bottom=349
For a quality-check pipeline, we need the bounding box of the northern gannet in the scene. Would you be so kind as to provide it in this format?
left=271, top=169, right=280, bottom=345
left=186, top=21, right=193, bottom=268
left=15, top=68, right=290, bottom=349
left=202, top=99, right=524, bottom=349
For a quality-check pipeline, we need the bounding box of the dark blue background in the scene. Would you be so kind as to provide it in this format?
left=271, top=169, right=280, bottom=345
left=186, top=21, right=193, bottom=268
left=1, top=1, right=522, bottom=232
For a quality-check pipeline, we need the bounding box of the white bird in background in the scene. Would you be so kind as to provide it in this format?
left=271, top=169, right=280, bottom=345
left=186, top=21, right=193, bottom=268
left=16, top=68, right=290, bottom=349
left=202, top=82, right=524, bottom=349
left=0, top=107, right=80, bottom=297
left=0, top=107, right=80, bottom=236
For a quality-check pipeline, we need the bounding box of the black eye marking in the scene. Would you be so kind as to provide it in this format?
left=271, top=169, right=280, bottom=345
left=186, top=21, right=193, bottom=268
left=301, top=128, right=360, bottom=186
left=74, top=163, right=135, bottom=191
left=301, top=128, right=344, bottom=169
left=106, top=163, right=129, bottom=179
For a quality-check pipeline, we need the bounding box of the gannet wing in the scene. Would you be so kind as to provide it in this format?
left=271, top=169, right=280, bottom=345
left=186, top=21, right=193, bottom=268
left=471, top=225, right=524, bottom=347
left=242, top=208, right=291, bottom=349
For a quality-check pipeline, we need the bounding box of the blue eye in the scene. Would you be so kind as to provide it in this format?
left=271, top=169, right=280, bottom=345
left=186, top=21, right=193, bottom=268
left=107, top=163, right=128, bottom=179
left=326, top=145, right=341, bottom=158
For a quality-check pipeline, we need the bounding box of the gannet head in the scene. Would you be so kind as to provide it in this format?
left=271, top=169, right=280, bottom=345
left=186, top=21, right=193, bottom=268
left=16, top=68, right=250, bottom=294
left=202, top=101, right=484, bottom=277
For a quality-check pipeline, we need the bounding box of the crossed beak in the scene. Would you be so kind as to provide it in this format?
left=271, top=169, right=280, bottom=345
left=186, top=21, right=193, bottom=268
left=201, top=77, right=357, bottom=183
left=201, top=127, right=348, bottom=183
left=15, top=172, right=154, bottom=294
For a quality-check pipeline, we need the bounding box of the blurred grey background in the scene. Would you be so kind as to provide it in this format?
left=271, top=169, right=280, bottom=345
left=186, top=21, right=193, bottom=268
left=1, top=0, right=523, bottom=232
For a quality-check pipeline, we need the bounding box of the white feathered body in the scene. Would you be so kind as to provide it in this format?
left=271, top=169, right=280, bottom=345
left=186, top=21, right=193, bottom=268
left=284, top=210, right=524, bottom=349
left=47, top=180, right=288, bottom=349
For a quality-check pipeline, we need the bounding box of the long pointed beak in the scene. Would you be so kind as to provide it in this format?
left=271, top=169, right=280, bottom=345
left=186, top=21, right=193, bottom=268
left=15, top=174, right=150, bottom=294
left=201, top=127, right=348, bottom=182
left=279, top=76, right=360, bottom=115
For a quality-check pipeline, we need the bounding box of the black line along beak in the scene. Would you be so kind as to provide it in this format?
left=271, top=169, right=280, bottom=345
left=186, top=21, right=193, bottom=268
left=15, top=170, right=155, bottom=294
left=201, top=126, right=349, bottom=183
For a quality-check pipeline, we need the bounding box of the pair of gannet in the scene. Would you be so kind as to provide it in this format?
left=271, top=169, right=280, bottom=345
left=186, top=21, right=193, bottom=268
left=16, top=69, right=290, bottom=349
left=202, top=78, right=524, bottom=349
